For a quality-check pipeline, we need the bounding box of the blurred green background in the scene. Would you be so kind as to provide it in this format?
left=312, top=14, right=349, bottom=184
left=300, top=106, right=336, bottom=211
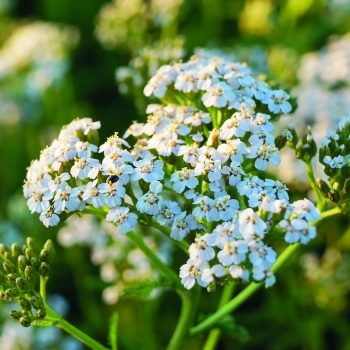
left=1, top=0, right=350, bottom=349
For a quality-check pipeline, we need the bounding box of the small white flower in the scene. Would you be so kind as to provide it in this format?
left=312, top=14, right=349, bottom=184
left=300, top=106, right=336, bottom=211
left=264, top=89, right=291, bottom=114
left=82, top=181, right=105, bottom=208
left=40, top=207, right=60, bottom=227
left=202, top=82, right=235, bottom=108
left=75, top=141, right=98, bottom=158
left=222, top=162, right=246, bottom=186
left=239, top=208, right=267, bottom=238
left=292, top=199, right=320, bottom=222
left=156, top=200, right=181, bottom=226
left=229, top=265, right=249, bottom=282
left=106, top=207, right=138, bottom=234
left=170, top=212, right=197, bottom=240
left=201, top=264, right=226, bottom=286
left=209, top=195, right=239, bottom=222
left=171, top=168, right=199, bottom=193
left=53, top=184, right=81, bottom=212
left=247, top=142, right=280, bottom=171
left=99, top=181, right=126, bottom=208
left=71, top=157, right=101, bottom=179
left=207, top=222, right=241, bottom=248
left=189, top=234, right=215, bottom=261
left=217, top=241, right=248, bottom=266
left=323, top=155, right=344, bottom=169
left=180, top=258, right=209, bottom=289
left=219, top=113, right=250, bottom=139
left=132, top=158, right=165, bottom=183
left=136, top=181, right=163, bottom=215
left=193, top=196, right=215, bottom=222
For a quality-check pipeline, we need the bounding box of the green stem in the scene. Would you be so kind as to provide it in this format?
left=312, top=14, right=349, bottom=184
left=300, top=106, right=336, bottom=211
left=203, top=283, right=235, bottom=350
left=40, top=276, right=47, bottom=302
left=38, top=276, right=110, bottom=350
left=54, top=310, right=109, bottom=350
left=320, top=206, right=342, bottom=220
left=126, top=231, right=183, bottom=290
left=305, top=162, right=324, bottom=209
left=166, top=291, right=194, bottom=350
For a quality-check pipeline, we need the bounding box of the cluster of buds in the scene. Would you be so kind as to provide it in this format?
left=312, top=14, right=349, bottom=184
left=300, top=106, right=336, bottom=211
left=24, top=55, right=320, bottom=290
left=0, top=238, right=54, bottom=327
left=318, top=117, right=350, bottom=210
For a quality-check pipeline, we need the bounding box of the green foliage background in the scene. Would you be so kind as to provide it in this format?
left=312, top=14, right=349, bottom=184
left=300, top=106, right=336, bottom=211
left=1, top=0, right=350, bottom=349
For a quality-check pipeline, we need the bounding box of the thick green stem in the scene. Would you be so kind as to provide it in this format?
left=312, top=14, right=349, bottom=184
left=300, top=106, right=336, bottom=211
left=126, top=231, right=183, bottom=290
left=203, top=283, right=235, bottom=350
left=54, top=311, right=109, bottom=350
left=40, top=276, right=47, bottom=302
left=166, top=291, right=194, bottom=350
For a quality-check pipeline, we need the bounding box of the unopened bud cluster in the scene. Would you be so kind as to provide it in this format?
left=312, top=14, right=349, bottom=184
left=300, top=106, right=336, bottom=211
left=0, top=238, right=54, bottom=327
left=318, top=117, right=350, bottom=210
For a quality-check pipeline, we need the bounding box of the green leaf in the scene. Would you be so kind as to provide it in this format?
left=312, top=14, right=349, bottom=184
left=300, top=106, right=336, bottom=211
left=108, top=313, right=119, bottom=350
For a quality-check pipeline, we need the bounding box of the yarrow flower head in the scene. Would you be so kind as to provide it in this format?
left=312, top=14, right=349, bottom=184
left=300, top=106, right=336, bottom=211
left=24, top=55, right=320, bottom=292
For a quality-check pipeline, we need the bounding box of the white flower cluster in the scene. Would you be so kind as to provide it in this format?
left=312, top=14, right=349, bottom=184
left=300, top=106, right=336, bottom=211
left=24, top=55, right=319, bottom=291
left=144, top=54, right=292, bottom=114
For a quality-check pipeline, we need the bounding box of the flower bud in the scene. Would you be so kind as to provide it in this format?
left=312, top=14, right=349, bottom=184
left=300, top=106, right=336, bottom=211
left=275, top=134, right=287, bottom=149
left=297, top=128, right=317, bottom=162
left=36, top=309, right=46, bottom=319
left=10, top=310, right=22, bottom=320
left=31, top=294, right=43, bottom=310
left=3, top=261, right=16, bottom=274
left=317, top=179, right=330, bottom=197
left=16, top=277, right=26, bottom=290
left=24, top=265, right=34, bottom=279
left=18, top=255, right=27, bottom=271
left=25, top=248, right=34, bottom=261
left=207, top=284, right=216, bottom=293
left=19, top=316, right=31, bottom=327
left=26, top=237, right=35, bottom=250
left=19, top=298, right=31, bottom=311
left=7, top=273, right=16, bottom=284
left=40, top=240, right=54, bottom=263
left=11, top=244, right=22, bottom=258
left=5, top=288, right=18, bottom=298
left=30, top=257, right=39, bottom=269
left=0, top=244, right=6, bottom=257
left=4, top=251, right=12, bottom=261
left=39, top=262, right=49, bottom=277
left=328, top=189, right=340, bottom=203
